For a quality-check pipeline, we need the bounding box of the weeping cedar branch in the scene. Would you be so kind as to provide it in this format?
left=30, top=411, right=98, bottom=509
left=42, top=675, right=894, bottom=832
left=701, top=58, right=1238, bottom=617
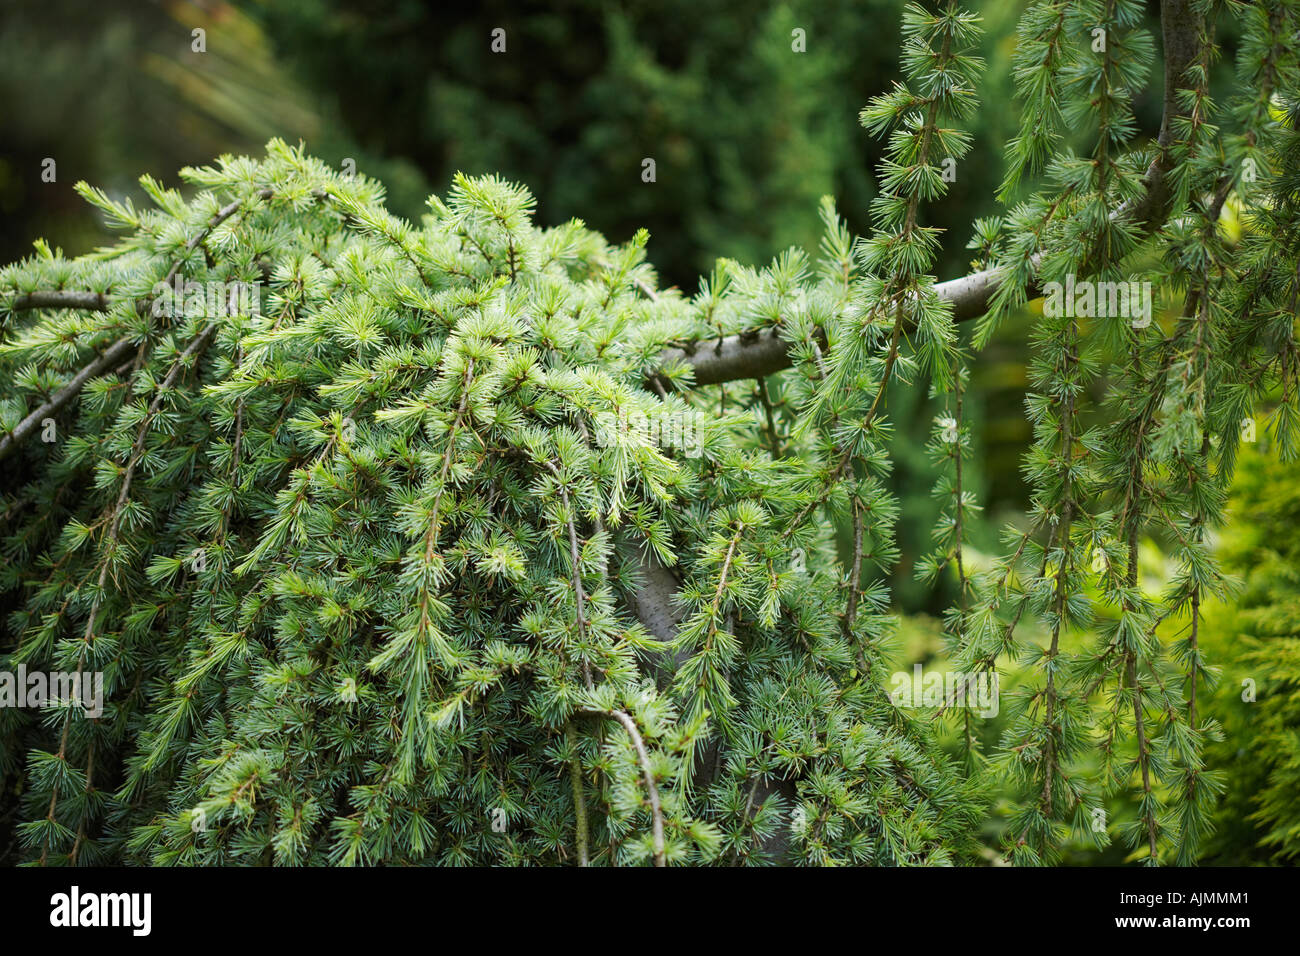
left=662, top=0, right=1201, bottom=388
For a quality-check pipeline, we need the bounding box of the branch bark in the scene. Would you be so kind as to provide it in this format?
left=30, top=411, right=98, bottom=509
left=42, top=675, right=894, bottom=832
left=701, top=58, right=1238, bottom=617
left=1124, top=0, right=1204, bottom=229
left=625, top=546, right=685, bottom=649
left=7, top=291, right=111, bottom=312
left=651, top=267, right=1003, bottom=388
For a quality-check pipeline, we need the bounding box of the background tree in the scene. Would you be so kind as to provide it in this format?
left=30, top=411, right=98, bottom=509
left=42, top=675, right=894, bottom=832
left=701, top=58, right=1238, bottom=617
left=1198, top=446, right=1300, bottom=863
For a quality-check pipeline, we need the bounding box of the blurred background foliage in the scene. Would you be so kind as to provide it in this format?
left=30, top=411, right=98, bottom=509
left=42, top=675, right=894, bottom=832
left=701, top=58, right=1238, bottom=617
left=0, top=0, right=1291, bottom=864
left=1197, top=448, right=1300, bottom=864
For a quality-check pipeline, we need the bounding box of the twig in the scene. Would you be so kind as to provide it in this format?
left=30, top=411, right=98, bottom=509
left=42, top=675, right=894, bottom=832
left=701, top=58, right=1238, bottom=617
left=584, top=707, right=666, bottom=867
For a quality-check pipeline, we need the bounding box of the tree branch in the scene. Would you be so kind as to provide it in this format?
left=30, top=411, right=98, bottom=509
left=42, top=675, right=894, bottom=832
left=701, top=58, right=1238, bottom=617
left=7, top=291, right=111, bottom=312
left=625, top=546, right=685, bottom=649
left=583, top=706, right=666, bottom=867
left=0, top=187, right=275, bottom=463
left=1121, top=0, right=1204, bottom=229
left=0, top=335, right=136, bottom=462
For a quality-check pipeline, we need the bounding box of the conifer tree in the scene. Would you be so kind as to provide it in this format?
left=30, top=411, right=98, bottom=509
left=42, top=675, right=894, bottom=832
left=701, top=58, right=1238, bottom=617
left=1, top=0, right=1297, bottom=866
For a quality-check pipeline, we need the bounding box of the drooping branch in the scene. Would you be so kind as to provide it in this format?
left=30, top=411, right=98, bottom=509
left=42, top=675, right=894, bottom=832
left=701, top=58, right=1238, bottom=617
left=79, top=320, right=219, bottom=640
left=582, top=706, right=666, bottom=867
left=0, top=188, right=274, bottom=463
left=0, top=334, right=137, bottom=463
left=608, top=708, right=666, bottom=867
left=565, top=722, right=590, bottom=867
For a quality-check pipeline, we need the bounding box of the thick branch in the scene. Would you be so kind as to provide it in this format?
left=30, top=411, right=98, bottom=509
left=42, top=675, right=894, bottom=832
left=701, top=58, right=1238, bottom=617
left=8, top=290, right=111, bottom=312
left=656, top=327, right=800, bottom=388
left=653, top=258, right=1013, bottom=388
left=1122, top=0, right=1204, bottom=229
left=626, top=546, right=686, bottom=648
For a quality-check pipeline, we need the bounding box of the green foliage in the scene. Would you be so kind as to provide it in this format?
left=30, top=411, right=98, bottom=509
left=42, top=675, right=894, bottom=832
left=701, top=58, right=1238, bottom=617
left=936, top=0, right=1300, bottom=867
left=1200, top=447, right=1300, bottom=863
left=0, top=139, right=981, bottom=866
left=2, top=0, right=1299, bottom=870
